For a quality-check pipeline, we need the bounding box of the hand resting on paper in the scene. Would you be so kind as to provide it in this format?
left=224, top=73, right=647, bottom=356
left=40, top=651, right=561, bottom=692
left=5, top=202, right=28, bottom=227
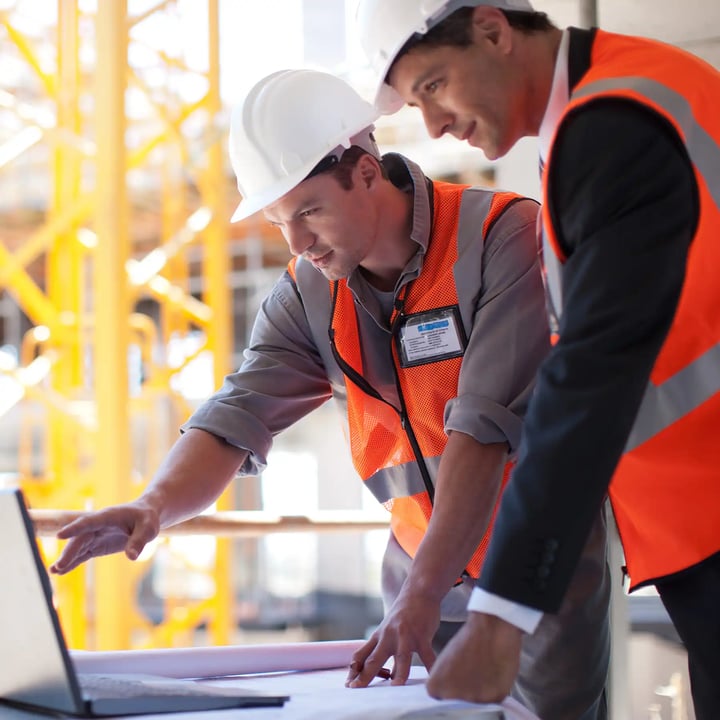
left=426, top=612, right=522, bottom=705
left=345, top=588, right=440, bottom=688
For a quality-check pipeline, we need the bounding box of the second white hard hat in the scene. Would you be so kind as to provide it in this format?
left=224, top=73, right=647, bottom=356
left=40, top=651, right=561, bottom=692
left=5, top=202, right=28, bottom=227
left=229, top=69, right=381, bottom=222
left=355, top=0, right=534, bottom=114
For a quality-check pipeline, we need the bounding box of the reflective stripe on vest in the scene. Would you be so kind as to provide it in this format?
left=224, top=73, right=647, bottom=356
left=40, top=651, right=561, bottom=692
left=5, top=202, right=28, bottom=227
left=572, top=77, right=720, bottom=208
left=541, top=29, right=720, bottom=587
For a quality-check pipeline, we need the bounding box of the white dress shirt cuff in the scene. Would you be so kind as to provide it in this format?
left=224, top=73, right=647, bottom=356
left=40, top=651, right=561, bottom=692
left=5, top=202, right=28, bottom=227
left=467, top=587, right=543, bottom=635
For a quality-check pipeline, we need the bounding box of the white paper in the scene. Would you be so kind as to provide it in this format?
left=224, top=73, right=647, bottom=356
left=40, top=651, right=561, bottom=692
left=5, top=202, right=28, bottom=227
left=68, top=646, right=540, bottom=720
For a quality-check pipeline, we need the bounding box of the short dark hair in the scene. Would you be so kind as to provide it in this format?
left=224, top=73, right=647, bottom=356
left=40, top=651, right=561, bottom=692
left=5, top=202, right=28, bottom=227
left=305, top=143, right=388, bottom=191
left=390, top=7, right=555, bottom=78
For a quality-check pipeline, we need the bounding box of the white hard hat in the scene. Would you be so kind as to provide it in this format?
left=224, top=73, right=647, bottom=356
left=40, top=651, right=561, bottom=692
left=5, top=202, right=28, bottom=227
left=229, top=69, right=381, bottom=222
left=355, top=0, right=534, bottom=114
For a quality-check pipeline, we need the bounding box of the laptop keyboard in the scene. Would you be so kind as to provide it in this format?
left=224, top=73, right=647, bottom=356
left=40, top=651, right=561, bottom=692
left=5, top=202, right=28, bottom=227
left=79, top=674, right=236, bottom=700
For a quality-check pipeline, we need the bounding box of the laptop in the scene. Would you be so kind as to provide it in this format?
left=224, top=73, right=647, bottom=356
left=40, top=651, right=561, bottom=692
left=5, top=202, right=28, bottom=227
left=0, top=487, right=289, bottom=716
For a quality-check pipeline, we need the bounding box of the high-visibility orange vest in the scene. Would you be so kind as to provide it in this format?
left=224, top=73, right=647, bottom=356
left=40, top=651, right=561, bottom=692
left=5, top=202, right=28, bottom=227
left=541, top=29, right=720, bottom=588
left=290, top=181, right=523, bottom=578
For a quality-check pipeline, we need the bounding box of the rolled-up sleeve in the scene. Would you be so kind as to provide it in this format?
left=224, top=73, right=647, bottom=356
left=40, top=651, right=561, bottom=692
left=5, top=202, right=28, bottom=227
left=182, top=271, right=332, bottom=475
left=444, top=200, right=550, bottom=453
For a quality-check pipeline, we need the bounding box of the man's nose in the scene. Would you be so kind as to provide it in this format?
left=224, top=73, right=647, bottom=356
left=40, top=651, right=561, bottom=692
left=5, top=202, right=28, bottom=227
left=284, top=223, right=314, bottom=256
left=421, top=103, right=452, bottom=140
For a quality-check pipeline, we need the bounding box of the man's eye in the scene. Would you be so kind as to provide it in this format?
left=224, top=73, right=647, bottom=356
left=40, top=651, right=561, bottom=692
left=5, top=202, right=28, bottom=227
left=425, top=80, right=441, bottom=94
left=300, top=208, right=317, bottom=218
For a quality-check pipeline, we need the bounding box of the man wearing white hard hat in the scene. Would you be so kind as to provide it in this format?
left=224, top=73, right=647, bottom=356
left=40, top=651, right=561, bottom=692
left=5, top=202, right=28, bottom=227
left=50, top=68, right=606, bottom=718
left=355, top=1, right=720, bottom=717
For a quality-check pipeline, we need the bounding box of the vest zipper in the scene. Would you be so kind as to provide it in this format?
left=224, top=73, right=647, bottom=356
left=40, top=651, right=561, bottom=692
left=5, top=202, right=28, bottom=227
left=329, top=281, right=470, bottom=583
left=327, top=282, right=435, bottom=501
left=390, top=293, right=470, bottom=583
left=389, top=297, right=435, bottom=503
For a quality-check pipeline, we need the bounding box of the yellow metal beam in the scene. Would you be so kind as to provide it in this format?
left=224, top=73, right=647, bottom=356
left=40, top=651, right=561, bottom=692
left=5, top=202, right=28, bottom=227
left=202, top=0, right=232, bottom=646
left=49, top=0, right=87, bottom=649
left=127, top=0, right=176, bottom=30
left=93, top=0, right=132, bottom=650
left=0, top=16, right=57, bottom=97
left=0, top=241, right=71, bottom=335
left=0, top=196, right=93, bottom=288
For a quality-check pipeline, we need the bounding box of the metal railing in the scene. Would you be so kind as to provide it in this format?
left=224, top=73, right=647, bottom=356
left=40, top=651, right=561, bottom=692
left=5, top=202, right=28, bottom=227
left=30, top=509, right=390, bottom=538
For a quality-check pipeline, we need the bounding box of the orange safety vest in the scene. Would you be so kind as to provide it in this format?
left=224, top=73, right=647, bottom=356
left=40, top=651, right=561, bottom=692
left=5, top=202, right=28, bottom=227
left=290, top=181, right=523, bottom=578
left=541, top=29, right=720, bottom=589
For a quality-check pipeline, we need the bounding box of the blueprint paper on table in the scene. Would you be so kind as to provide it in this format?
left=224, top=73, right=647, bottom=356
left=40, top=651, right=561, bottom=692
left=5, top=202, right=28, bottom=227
left=70, top=646, right=541, bottom=720
left=197, top=669, right=541, bottom=720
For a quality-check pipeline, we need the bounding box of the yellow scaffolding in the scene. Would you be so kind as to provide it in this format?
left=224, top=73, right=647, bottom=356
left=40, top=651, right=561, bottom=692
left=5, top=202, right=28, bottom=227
left=0, top=0, right=232, bottom=649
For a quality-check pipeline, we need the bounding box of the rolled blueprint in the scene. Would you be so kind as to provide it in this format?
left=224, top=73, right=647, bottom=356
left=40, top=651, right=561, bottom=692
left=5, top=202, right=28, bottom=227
left=71, top=640, right=365, bottom=679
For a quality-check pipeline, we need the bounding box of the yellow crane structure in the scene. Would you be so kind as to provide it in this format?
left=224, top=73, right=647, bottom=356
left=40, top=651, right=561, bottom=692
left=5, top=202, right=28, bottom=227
left=0, top=0, right=234, bottom=650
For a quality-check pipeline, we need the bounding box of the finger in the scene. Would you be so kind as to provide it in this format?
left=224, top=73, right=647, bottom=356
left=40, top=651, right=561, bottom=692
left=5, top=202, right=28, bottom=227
left=50, top=538, right=90, bottom=575
left=345, top=659, right=363, bottom=685
left=345, top=640, right=376, bottom=684
left=388, top=651, right=413, bottom=686
left=125, top=520, right=157, bottom=560
left=347, top=650, right=391, bottom=688
left=50, top=536, right=95, bottom=574
left=56, top=513, right=116, bottom=540
left=415, top=640, right=437, bottom=674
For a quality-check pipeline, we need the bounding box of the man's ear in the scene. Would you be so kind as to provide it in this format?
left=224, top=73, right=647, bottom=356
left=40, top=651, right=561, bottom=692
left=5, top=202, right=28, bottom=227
left=356, top=153, right=382, bottom=190
left=470, top=5, right=512, bottom=52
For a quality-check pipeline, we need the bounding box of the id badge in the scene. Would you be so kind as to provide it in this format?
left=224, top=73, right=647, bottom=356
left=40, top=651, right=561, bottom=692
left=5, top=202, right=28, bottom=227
left=396, top=306, right=467, bottom=368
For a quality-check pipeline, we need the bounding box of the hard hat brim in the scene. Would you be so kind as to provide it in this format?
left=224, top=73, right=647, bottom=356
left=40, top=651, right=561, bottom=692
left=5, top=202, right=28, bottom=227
left=230, top=126, right=381, bottom=223
left=374, top=79, right=406, bottom=115
left=230, top=172, right=304, bottom=222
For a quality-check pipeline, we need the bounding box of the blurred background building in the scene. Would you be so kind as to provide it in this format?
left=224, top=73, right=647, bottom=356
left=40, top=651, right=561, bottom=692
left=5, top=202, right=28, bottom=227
left=1, top=1, right=719, bottom=718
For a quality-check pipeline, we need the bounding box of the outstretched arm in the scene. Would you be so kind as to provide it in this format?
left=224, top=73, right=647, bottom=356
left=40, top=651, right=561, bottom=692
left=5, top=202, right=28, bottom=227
left=52, top=271, right=332, bottom=575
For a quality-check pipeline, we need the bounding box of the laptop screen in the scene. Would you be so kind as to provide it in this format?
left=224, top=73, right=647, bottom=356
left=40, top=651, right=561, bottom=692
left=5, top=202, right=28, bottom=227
left=0, top=488, right=84, bottom=714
